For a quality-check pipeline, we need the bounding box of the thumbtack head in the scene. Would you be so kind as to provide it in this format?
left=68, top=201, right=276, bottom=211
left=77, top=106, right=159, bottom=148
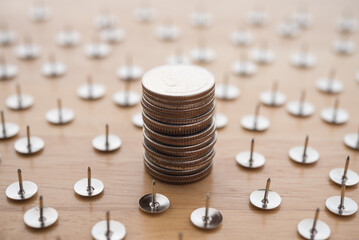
left=250, top=178, right=281, bottom=210
left=329, top=156, right=359, bottom=186
left=6, top=85, right=34, bottom=110
left=215, top=75, right=240, bottom=100
left=46, top=99, right=75, bottom=125
left=326, top=183, right=358, bottom=216
left=6, top=169, right=38, bottom=200
left=236, top=138, right=265, bottom=168
left=91, top=211, right=126, bottom=240
left=240, top=103, right=270, bottom=131
left=289, top=135, right=319, bottom=164
left=92, top=124, right=122, bottom=152
left=14, top=125, right=44, bottom=155
left=139, top=180, right=170, bottom=213
left=297, top=208, right=331, bottom=240
left=74, top=167, right=104, bottom=197
left=24, top=196, right=58, bottom=229
left=77, top=76, right=106, bottom=100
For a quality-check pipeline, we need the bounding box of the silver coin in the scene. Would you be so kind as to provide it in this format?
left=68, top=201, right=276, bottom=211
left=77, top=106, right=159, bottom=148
left=277, top=22, right=300, bottom=38
left=14, top=136, right=44, bottom=154
left=0, top=64, right=18, bottom=80
left=46, top=108, right=74, bottom=125
left=6, top=94, right=34, bottom=110
left=100, top=28, right=126, bottom=44
left=134, top=6, right=155, bottom=23
left=91, top=220, right=126, bottom=240
left=190, top=48, right=215, bottom=63
left=286, top=101, right=315, bottom=117
left=320, top=107, right=349, bottom=124
left=92, top=135, right=121, bottom=152
left=113, top=91, right=140, bottom=107
left=0, top=30, right=15, bottom=46
left=15, top=44, right=41, bottom=60
left=259, top=91, right=286, bottom=106
left=250, top=189, right=281, bottom=210
left=139, top=193, right=170, bottom=213
left=289, top=146, right=319, bottom=164
left=250, top=48, right=275, bottom=64
left=337, top=17, right=357, bottom=33
left=190, top=207, right=223, bottom=229
left=94, top=15, right=117, bottom=29
left=246, top=11, right=268, bottom=27
left=84, top=43, right=110, bottom=59
left=28, top=6, right=50, bottom=22
left=326, top=196, right=358, bottom=216
left=116, top=65, right=143, bottom=81
left=0, top=122, right=20, bottom=139
left=77, top=83, right=106, bottom=100
left=56, top=31, right=81, bottom=47
left=236, top=151, right=265, bottom=168
left=74, top=178, right=104, bottom=197
left=190, top=12, right=212, bottom=28
left=230, top=31, right=253, bottom=46
left=232, top=61, right=257, bottom=76
left=215, top=84, right=239, bottom=100
left=6, top=181, right=37, bottom=200
left=41, top=62, right=66, bottom=77
left=24, top=206, right=58, bottom=228
left=329, top=168, right=359, bottom=186
left=343, top=133, right=359, bottom=150
left=240, top=115, right=269, bottom=131
left=291, top=12, right=312, bottom=28
left=332, top=39, right=355, bottom=55
left=316, top=78, right=343, bottom=93
left=156, top=25, right=180, bottom=41
left=290, top=52, right=316, bottom=68
left=132, top=112, right=143, bottom=128
left=297, top=218, right=331, bottom=240
left=166, top=55, right=191, bottom=65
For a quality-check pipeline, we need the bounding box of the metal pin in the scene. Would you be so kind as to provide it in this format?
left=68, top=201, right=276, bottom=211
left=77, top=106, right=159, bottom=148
left=240, top=103, right=270, bottom=131
left=342, top=156, right=350, bottom=182
left=106, top=211, right=111, bottom=239
left=39, top=195, right=44, bottom=224
left=232, top=51, right=258, bottom=76
left=259, top=81, right=286, bottom=106
left=310, top=208, right=319, bottom=239
left=87, top=167, right=92, bottom=192
left=92, top=124, right=121, bottom=152
left=330, top=155, right=359, bottom=186
left=57, top=99, right=62, bottom=123
left=166, top=46, right=191, bottom=64
left=343, top=124, right=359, bottom=151
left=17, top=169, right=24, bottom=196
left=139, top=180, right=170, bottom=213
left=26, top=125, right=31, bottom=151
left=215, top=73, right=240, bottom=100
left=6, top=168, right=38, bottom=200
left=0, top=110, right=20, bottom=139
left=74, top=166, right=104, bottom=197
left=261, top=178, right=271, bottom=207
left=316, top=68, right=343, bottom=94
left=105, top=124, right=109, bottom=149
left=87, top=76, right=93, bottom=99
left=326, top=182, right=358, bottom=216
left=249, top=139, right=254, bottom=165
left=112, top=80, right=140, bottom=107
left=151, top=180, right=156, bottom=209
left=15, top=35, right=40, bottom=60
left=0, top=24, right=15, bottom=46
left=116, top=55, right=143, bottom=81
left=42, top=53, right=67, bottom=77
left=1, top=111, right=6, bottom=137
left=6, top=84, right=34, bottom=110
left=320, top=98, right=349, bottom=125
left=250, top=178, right=281, bottom=210
left=204, top=193, right=210, bottom=223
left=91, top=211, right=126, bottom=240
left=156, top=20, right=180, bottom=41
left=297, top=208, right=331, bottom=240
left=236, top=138, right=265, bottom=168
left=302, top=135, right=309, bottom=162
left=16, top=84, right=22, bottom=108
left=289, top=135, right=319, bottom=164
left=338, top=184, right=346, bottom=214
left=24, top=195, right=58, bottom=228
left=77, top=75, right=106, bottom=100
left=271, top=82, right=278, bottom=105
left=14, top=125, right=44, bottom=154
left=290, top=44, right=316, bottom=68
left=190, top=38, right=215, bottom=64
left=287, top=90, right=314, bottom=117
left=46, top=99, right=74, bottom=125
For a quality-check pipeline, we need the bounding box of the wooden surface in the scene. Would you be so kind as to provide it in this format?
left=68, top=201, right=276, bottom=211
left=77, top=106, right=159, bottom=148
left=0, top=0, right=359, bottom=239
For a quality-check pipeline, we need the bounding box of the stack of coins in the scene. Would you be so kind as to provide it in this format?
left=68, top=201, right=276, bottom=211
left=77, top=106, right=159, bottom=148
left=141, top=64, right=216, bottom=184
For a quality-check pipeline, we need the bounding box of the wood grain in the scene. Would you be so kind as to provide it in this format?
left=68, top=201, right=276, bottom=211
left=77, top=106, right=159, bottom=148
left=0, top=0, right=358, bottom=239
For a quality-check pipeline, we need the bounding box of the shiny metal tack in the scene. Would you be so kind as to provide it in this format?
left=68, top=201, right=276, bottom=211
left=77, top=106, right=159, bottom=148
left=336, top=17, right=357, bottom=33
left=246, top=10, right=268, bottom=27
left=91, top=211, right=126, bottom=240
left=332, top=39, right=355, bottom=55
left=116, top=55, right=143, bottom=81
left=250, top=178, right=281, bottom=210
left=0, top=110, right=20, bottom=139
left=134, top=5, right=155, bottom=23
left=139, top=180, right=170, bottom=213
left=190, top=194, right=223, bottom=229
left=286, top=90, right=314, bottom=117
left=41, top=54, right=67, bottom=77
left=236, top=138, right=265, bottom=168
left=166, top=47, right=191, bottom=64
left=74, top=167, right=104, bottom=197
left=326, top=183, right=358, bottom=216
left=291, top=11, right=312, bottom=28
left=14, top=125, right=44, bottom=155
left=190, top=8, right=212, bottom=28
left=156, top=22, right=180, bottom=41
left=297, top=208, right=331, bottom=240
left=132, top=112, right=143, bottom=128
left=215, top=74, right=240, bottom=100
left=6, top=169, right=37, bottom=200
left=250, top=44, right=275, bottom=64
left=320, top=99, right=349, bottom=124
left=343, top=126, right=359, bottom=151
left=24, top=196, right=58, bottom=229
left=6, top=84, right=34, bottom=110
left=77, top=76, right=106, bottom=100
left=277, top=21, right=300, bottom=38
left=113, top=80, right=140, bottom=107
left=289, top=135, right=319, bottom=164
left=28, top=4, right=50, bottom=22
left=15, top=36, right=40, bottom=60
left=259, top=82, right=286, bottom=106
left=46, top=99, right=74, bottom=125
left=56, top=26, right=81, bottom=47
left=0, top=56, right=18, bottom=80
left=214, top=113, right=228, bottom=129
left=230, top=29, right=253, bottom=46
left=316, top=69, right=343, bottom=94
left=94, top=14, right=117, bottom=29
left=241, top=103, right=269, bottom=131
left=84, top=42, right=110, bottom=59
left=100, top=27, right=126, bottom=44
left=290, top=45, right=316, bottom=68
left=329, top=156, right=359, bottom=186
left=92, top=124, right=121, bottom=152
left=232, top=57, right=257, bottom=77
left=190, top=39, right=215, bottom=63
left=0, top=26, right=15, bottom=46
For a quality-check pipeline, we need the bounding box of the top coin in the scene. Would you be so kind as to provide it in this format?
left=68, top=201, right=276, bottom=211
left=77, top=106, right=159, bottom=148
left=142, top=65, right=215, bottom=99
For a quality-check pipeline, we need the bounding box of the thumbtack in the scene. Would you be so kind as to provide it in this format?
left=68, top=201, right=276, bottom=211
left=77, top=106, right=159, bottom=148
left=84, top=38, right=110, bottom=59
left=74, top=167, right=104, bottom=197
left=77, top=75, right=106, bottom=100
left=190, top=38, right=216, bottom=64
left=14, top=125, right=44, bottom=154
left=113, top=80, right=140, bottom=107
left=214, top=112, right=228, bottom=129
left=116, top=55, right=143, bottom=81
left=190, top=6, right=212, bottom=28
left=41, top=53, right=67, bottom=77
left=0, top=110, right=20, bottom=139
left=290, top=44, right=316, bottom=68
left=286, top=90, right=315, bottom=117
left=232, top=51, right=258, bottom=76
left=46, top=99, right=74, bottom=125
left=94, top=13, right=117, bottom=29
left=100, top=26, right=126, bottom=44
left=230, top=24, right=253, bottom=46
left=28, top=2, right=51, bottom=22
left=329, top=156, right=359, bottom=186
left=277, top=19, right=300, bottom=38
left=320, top=98, right=349, bottom=125
left=6, top=169, right=38, bottom=200
left=0, top=55, right=18, bottom=80
left=134, top=3, right=155, bottom=23
left=215, top=74, right=240, bottom=100
left=332, top=38, right=355, bottom=55
left=291, top=10, right=312, bottom=28
left=259, top=81, right=286, bottom=106
left=0, top=25, right=16, bottom=46
left=250, top=178, right=281, bottom=210
left=91, top=211, right=126, bottom=240
left=92, top=124, right=121, bottom=152
left=190, top=193, right=223, bottom=229
left=132, top=112, right=143, bottom=128
left=297, top=208, right=331, bottom=240
left=166, top=46, right=191, bottom=64
left=289, top=135, right=319, bottom=164
left=246, top=10, right=268, bottom=27
left=56, top=25, right=81, bottom=47
left=156, top=20, right=180, bottom=41
left=241, top=103, right=270, bottom=131
left=15, top=35, right=41, bottom=60
left=326, top=183, right=358, bottom=216
left=336, top=16, right=357, bottom=34
left=6, top=84, right=34, bottom=110
left=316, top=68, right=343, bottom=94
left=236, top=138, right=265, bottom=168
left=250, top=42, right=275, bottom=64
left=343, top=125, right=359, bottom=151
left=139, top=180, right=170, bottom=213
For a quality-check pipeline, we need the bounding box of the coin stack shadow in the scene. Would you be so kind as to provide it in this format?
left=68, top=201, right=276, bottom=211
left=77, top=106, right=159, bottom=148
left=141, top=65, right=216, bottom=184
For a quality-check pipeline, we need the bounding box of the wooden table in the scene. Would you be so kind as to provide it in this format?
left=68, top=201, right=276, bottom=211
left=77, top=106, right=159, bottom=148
left=0, top=0, right=358, bottom=239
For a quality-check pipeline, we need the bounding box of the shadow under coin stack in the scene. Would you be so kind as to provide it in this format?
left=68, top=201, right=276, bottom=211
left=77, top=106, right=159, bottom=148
left=141, top=65, right=216, bottom=184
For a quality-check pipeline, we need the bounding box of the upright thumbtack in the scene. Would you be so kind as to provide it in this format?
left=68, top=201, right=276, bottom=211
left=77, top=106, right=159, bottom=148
left=84, top=37, right=110, bottom=59
left=0, top=55, right=18, bottom=80
left=332, top=37, right=355, bottom=55
left=100, top=25, right=126, bottom=44
left=289, top=135, right=319, bottom=164
left=343, top=125, right=359, bottom=151
left=214, top=112, right=228, bottom=130
left=277, top=18, right=300, bottom=38
left=190, top=193, right=223, bottom=229
left=329, top=156, right=359, bottom=186
left=46, top=99, right=74, bottom=125
left=28, top=2, right=51, bottom=22
left=232, top=51, right=258, bottom=76
left=230, top=24, right=253, bottom=46
left=250, top=178, right=281, bottom=210
left=250, top=42, right=275, bottom=64
left=41, top=53, right=67, bottom=77
left=215, top=74, right=240, bottom=100
left=190, top=38, right=216, bottom=64
left=134, top=3, right=156, bottom=23
left=290, top=44, right=316, bottom=68
left=139, top=180, right=170, bottom=213
left=74, top=167, right=104, bottom=197
left=0, top=25, right=16, bottom=46
left=156, top=20, right=180, bottom=41
left=132, top=112, right=143, bottom=128
left=190, top=5, right=212, bottom=28
left=316, top=68, right=343, bottom=94
left=116, top=55, right=143, bottom=81
left=259, top=81, right=286, bottom=106
left=326, top=183, right=358, bottom=216
left=14, top=125, right=44, bottom=154
left=336, top=15, right=357, bottom=34
left=241, top=103, right=270, bottom=131
left=92, top=124, right=121, bottom=152
left=77, top=75, right=106, bottom=100
left=297, top=208, right=331, bottom=240
left=15, top=35, right=41, bottom=60
left=291, top=10, right=312, bottom=28
left=320, top=98, right=349, bottom=125
left=6, top=169, right=38, bottom=200
left=56, top=25, right=81, bottom=47
left=6, top=84, right=34, bottom=110
left=246, top=10, right=269, bottom=27
left=0, top=110, right=20, bottom=139
left=91, top=211, right=126, bottom=240
left=286, top=90, right=315, bottom=117
left=113, top=80, right=140, bottom=107
left=166, top=46, right=191, bottom=64
left=24, top=196, right=58, bottom=229
left=236, top=138, right=265, bottom=168
left=94, top=12, right=117, bottom=29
